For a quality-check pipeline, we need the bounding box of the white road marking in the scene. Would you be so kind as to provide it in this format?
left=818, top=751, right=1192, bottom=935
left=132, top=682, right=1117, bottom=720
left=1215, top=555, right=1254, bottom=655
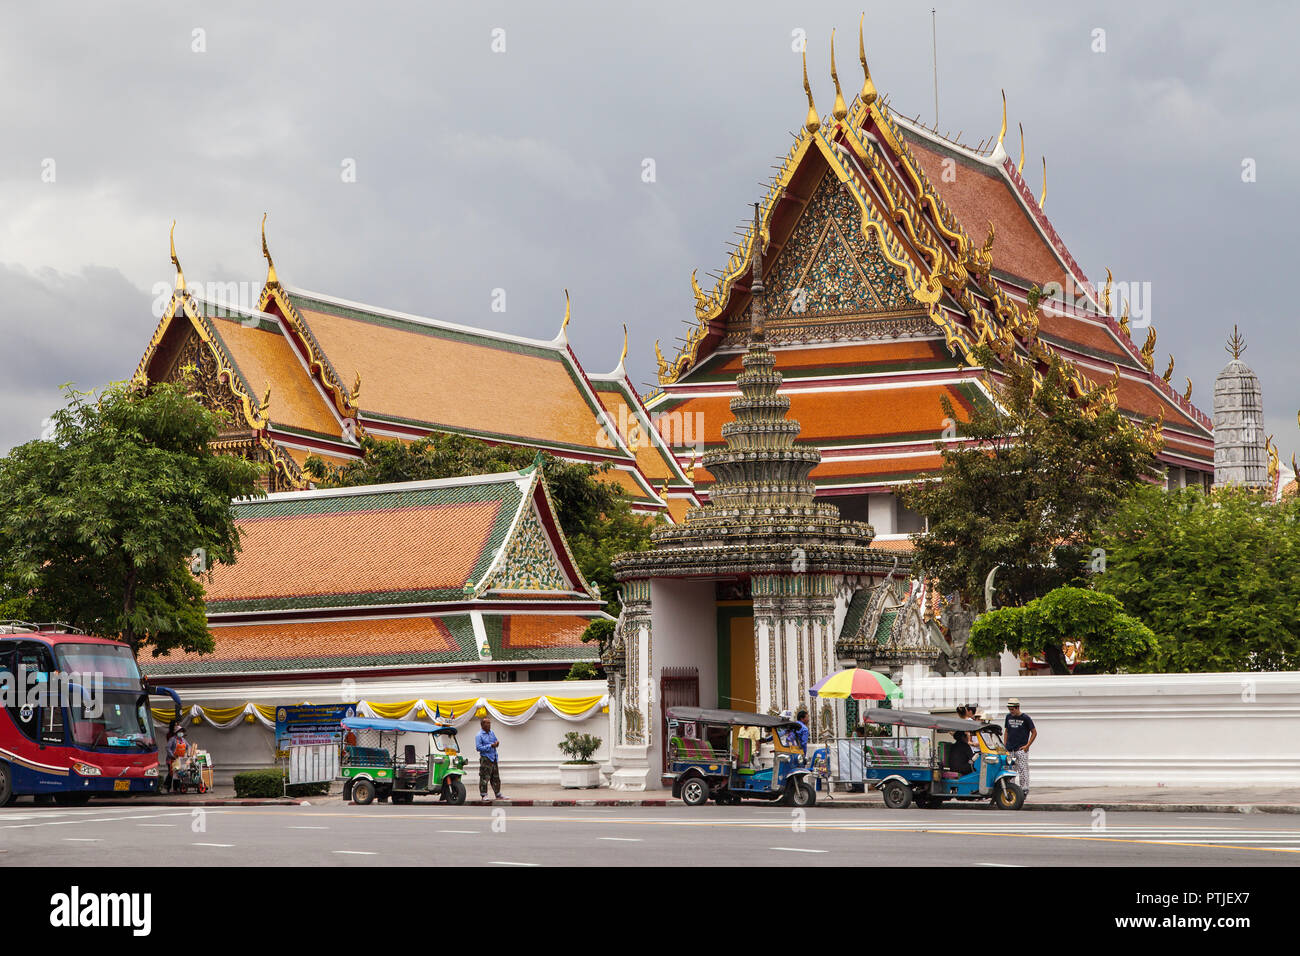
left=138, top=824, right=175, bottom=828
left=63, top=838, right=100, bottom=842
left=332, top=850, right=376, bottom=855
left=770, top=847, right=827, bottom=853
left=193, top=843, right=235, bottom=847
left=490, top=861, right=539, bottom=866
left=437, top=830, right=478, bottom=834
left=599, top=837, right=642, bottom=842
left=975, top=862, right=1024, bottom=867
left=288, top=826, right=329, bottom=830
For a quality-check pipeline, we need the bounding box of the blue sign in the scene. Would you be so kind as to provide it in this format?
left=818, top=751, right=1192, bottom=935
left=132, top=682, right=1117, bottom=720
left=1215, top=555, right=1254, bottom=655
left=275, top=704, right=355, bottom=750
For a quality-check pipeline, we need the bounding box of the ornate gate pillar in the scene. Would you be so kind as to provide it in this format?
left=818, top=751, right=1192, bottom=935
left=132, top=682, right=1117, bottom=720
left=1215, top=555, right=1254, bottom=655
left=609, top=579, right=653, bottom=790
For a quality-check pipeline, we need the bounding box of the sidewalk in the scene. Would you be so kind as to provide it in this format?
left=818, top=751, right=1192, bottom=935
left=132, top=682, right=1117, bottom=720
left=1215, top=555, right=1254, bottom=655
left=94, top=784, right=1300, bottom=813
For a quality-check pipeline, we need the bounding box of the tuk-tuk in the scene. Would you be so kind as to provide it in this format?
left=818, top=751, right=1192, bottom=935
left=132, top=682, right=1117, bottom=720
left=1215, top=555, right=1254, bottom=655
left=857, top=709, right=1025, bottom=810
left=340, top=716, right=467, bottom=806
left=666, top=707, right=816, bottom=807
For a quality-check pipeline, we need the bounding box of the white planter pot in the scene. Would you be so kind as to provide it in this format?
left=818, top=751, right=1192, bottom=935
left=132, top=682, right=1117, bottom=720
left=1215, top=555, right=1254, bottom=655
left=559, top=762, right=601, bottom=789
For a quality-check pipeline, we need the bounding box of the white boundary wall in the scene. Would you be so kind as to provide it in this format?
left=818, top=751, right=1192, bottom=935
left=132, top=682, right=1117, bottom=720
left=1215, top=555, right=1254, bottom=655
left=892, top=669, right=1300, bottom=787
left=152, top=677, right=609, bottom=788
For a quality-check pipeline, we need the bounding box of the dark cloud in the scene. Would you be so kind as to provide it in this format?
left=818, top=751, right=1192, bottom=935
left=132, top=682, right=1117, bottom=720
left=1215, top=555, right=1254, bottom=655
left=0, top=1, right=1295, bottom=459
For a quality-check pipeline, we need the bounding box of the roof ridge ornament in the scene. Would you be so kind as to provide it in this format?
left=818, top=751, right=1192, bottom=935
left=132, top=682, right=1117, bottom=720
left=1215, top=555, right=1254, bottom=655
left=261, top=213, right=280, bottom=287
left=858, top=14, right=877, bottom=106
left=830, top=29, right=848, bottom=122
left=801, top=48, right=820, bottom=133
left=990, top=90, right=1008, bottom=163
left=169, top=221, right=186, bottom=294
left=1039, top=155, right=1047, bottom=209
left=553, top=288, right=571, bottom=346
left=1226, top=324, right=1247, bottom=359
left=1018, top=122, right=1025, bottom=173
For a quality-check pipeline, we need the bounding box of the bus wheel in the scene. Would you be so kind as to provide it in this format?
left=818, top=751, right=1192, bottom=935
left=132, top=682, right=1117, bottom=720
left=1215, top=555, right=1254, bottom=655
left=54, top=793, right=91, bottom=807
left=352, top=779, right=376, bottom=805
left=0, top=763, right=14, bottom=807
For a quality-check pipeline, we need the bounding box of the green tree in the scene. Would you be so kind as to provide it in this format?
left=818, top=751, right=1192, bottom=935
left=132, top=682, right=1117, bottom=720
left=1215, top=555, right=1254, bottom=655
left=0, top=380, right=265, bottom=657
left=1093, top=484, right=1300, bottom=671
left=898, top=351, right=1161, bottom=671
left=304, top=433, right=656, bottom=613
left=968, top=586, right=1157, bottom=674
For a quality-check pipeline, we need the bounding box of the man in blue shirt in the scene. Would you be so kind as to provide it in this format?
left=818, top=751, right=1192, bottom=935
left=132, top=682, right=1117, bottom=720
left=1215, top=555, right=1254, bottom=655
left=794, top=710, right=810, bottom=756
left=475, top=717, right=505, bottom=802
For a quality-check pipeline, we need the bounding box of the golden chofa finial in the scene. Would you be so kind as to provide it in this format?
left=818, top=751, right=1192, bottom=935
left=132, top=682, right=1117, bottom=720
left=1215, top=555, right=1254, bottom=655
left=802, top=49, right=820, bottom=133
left=998, top=89, right=1007, bottom=148
left=1102, top=267, right=1113, bottom=314
left=1183, top=378, right=1193, bottom=402
left=619, top=323, right=628, bottom=367
left=561, top=288, right=571, bottom=333
left=1162, top=355, right=1175, bottom=383
left=857, top=14, right=877, bottom=106
left=1226, top=324, right=1247, bottom=359
left=829, top=30, right=848, bottom=122
left=261, top=213, right=279, bottom=287
left=169, top=220, right=186, bottom=294
left=1039, top=156, right=1047, bottom=209
left=1017, top=122, right=1025, bottom=173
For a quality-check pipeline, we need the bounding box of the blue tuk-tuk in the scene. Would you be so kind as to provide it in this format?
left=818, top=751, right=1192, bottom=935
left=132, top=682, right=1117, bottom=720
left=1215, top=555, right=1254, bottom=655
left=859, top=709, right=1025, bottom=810
left=666, top=707, right=816, bottom=807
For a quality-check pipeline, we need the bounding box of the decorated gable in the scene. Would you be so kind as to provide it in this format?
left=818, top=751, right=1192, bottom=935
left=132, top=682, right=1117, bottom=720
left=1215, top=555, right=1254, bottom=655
left=481, top=502, right=574, bottom=594
left=762, top=169, right=912, bottom=320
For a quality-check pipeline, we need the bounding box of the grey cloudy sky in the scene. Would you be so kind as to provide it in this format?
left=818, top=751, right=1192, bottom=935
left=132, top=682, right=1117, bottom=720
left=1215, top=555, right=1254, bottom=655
left=1, top=1, right=1296, bottom=464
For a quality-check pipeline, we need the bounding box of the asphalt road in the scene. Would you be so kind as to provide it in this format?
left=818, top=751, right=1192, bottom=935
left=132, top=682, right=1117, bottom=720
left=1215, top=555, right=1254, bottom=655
left=2, top=803, right=1298, bottom=866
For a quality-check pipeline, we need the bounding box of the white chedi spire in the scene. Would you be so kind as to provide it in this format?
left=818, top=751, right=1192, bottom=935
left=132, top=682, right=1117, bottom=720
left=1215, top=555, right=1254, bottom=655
left=1213, top=326, right=1268, bottom=489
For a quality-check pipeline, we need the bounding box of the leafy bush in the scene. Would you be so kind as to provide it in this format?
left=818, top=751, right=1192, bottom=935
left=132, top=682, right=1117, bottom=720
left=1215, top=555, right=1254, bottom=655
left=557, top=731, right=602, bottom=764
left=233, top=767, right=330, bottom=798
left=564, top=661, right=600, bottom=681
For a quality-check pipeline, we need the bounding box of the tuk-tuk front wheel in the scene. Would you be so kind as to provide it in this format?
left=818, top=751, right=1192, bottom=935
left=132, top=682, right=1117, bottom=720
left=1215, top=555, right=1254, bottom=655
left=881, top=780, right=913, bottom=810
left=680, top=776, right=710, bottom=807
left=994, top=779, right=1026, bottom=810
left=442, top=778, right=467, bottom=806
left=352, top=779, right=376, bottom=806
left=783, top=780, right=815, bottom=808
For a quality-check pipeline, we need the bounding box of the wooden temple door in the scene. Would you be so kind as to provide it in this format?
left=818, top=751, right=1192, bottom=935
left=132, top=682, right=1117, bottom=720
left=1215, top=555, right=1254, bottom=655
left=660, top=666, right=699, bottom=774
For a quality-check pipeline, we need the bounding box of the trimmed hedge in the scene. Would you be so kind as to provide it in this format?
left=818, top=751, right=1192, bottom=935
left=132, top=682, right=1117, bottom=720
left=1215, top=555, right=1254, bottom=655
left=233, top=767, right=331, bottom=798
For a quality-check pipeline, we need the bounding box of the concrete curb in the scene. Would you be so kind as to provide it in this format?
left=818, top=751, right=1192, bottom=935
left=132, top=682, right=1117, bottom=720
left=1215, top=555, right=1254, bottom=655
left=94, top=798, right=307, bottom=807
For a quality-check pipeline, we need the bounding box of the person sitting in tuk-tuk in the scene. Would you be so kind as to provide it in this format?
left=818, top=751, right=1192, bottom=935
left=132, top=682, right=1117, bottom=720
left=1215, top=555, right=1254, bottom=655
left=948, top=730, right=974, bottom=777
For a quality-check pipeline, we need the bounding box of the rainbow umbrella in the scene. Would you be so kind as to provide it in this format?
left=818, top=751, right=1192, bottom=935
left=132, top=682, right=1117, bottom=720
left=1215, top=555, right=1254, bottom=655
left=808, top=667, right=902, bottom=701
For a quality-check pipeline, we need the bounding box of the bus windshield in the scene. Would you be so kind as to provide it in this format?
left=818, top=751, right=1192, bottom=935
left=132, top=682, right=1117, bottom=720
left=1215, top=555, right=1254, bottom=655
left=54, top=643, right=155, bottom=749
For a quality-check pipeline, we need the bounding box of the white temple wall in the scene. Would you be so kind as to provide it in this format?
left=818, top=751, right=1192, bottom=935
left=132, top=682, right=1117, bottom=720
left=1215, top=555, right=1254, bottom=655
left=155, top=678, right=610, bottom=787
left=890, top=670, right=1300, bottom=787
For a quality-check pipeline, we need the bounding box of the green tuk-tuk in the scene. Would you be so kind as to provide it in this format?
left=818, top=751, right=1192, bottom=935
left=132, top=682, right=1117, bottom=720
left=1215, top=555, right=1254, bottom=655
left=340, top=716, right=468, bottom=806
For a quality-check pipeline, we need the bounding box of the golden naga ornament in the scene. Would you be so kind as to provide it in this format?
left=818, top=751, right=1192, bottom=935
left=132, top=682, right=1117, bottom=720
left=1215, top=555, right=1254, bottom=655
left=1119, top=299, right=1131, bottom=337
left=261, top=213, right=279, bottom=287
left=351, top=371, right=362, bottom=404
left=1183, top=377, right=1193, bottom=401
left=857, top=15, right=877, bottom=106
left=802, top=49, right=820, bottom=133
left=997, top=89, right=1007, bottom=149
left=1017, top=122, right=1025, bottom=174
left=1039, top=156, right=1047, bottom=209
left=169, top=221, right=186, bottom=293
left=1140, top=327, right=1157, bottom=369
left=1265, top=435, right=1279, bottom=487
left=829, top=30, right=848, bottom=122
left=1101, top=267, right=1112, bottom=315
left=1162, top=355, right=1175, bottom=383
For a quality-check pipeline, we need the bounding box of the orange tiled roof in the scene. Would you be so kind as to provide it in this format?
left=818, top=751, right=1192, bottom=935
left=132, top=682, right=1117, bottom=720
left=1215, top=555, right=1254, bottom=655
left=659, top=384, right=976, bottom=447
left=211, top=316, right=343, bottom=439
left=903, top=134, right=1066, bottom=288
left=285, top=292, right=614, bottom=455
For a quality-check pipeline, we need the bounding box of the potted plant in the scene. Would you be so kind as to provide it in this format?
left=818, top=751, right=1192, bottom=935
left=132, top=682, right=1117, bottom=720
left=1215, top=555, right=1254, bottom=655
left=558, top=731, right=602, bottom=789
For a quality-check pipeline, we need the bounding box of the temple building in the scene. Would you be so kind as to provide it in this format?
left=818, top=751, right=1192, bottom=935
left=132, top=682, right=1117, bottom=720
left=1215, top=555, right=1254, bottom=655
left=1212, top=327, right=1269, bottom=489
left=145, top=461, right=609, bottom=686
left=647, top=27, right=1216, bottom=543
left=133, top=224, right=695, bottom=519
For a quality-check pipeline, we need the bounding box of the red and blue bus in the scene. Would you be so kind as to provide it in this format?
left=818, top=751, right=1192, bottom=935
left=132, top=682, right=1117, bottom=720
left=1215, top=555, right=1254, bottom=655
left=0, top=623, right=182, bottom=806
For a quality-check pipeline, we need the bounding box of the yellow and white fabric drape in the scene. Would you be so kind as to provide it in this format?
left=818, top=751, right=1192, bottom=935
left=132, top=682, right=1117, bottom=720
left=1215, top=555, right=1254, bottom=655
left=152, top=695, right=608, bottom=729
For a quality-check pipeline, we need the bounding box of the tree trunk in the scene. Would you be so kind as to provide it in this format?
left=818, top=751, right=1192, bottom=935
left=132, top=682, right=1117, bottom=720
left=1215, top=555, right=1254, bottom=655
left=1044, top=642, right=1071, bottom=675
